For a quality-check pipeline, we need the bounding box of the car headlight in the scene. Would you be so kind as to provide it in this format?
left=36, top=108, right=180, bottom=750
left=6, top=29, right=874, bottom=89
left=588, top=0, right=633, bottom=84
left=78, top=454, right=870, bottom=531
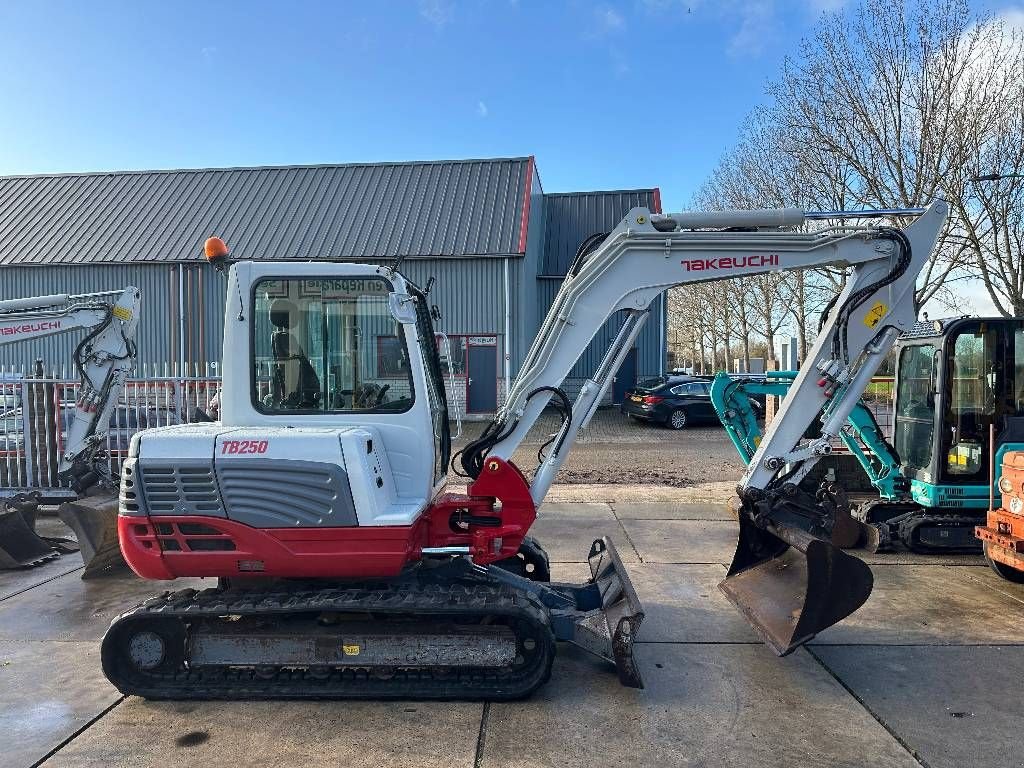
left=998, top=476, right=1014, bottom=495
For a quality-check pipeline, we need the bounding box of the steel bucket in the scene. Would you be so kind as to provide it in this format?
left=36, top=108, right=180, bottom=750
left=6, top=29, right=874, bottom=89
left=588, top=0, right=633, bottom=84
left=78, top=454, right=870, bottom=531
left=720, top=514, right=873, bottom=656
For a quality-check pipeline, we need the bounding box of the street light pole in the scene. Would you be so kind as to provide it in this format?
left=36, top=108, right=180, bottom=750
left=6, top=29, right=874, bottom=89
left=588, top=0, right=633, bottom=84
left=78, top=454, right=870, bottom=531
left=971, top=172, right=1024, bottom=182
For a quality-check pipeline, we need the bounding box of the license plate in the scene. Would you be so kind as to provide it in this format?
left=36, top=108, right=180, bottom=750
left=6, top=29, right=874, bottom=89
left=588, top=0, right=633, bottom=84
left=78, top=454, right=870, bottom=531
left=630, top=395, right=643, bottom=402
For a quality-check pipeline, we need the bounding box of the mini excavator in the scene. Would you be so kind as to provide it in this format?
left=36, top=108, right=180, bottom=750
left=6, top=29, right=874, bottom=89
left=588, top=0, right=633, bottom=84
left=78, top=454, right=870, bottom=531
left=0, top=287, right=140, bottom=575
left=102, top=202, right=946, bottom=699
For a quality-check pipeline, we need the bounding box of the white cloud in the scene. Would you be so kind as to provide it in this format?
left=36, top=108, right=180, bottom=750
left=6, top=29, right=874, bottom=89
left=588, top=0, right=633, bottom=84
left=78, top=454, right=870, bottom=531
left=805, top=0, right=847, bottom=13
left=592, top=6, right=625, bottom=35
left=418, top=0, right=454, bottom=28
left=727, top=1, right=777, bottom=58
left=998, top=7, right=1024, bottom=33
left=923, top=277, right=1001, bottom=318
left=477, top=100, right=489, bottom=118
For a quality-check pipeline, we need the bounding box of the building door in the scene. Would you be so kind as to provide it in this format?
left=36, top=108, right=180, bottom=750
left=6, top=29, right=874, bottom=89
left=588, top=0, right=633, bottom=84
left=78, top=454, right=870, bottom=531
left=612, top=347, right=638, bottom=405
left=467, top=337, right=498, bottom=413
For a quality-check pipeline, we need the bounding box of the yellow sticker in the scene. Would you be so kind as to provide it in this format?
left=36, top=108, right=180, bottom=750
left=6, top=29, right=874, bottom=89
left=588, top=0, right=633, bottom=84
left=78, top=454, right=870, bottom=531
left=112, top=306, right=133, bottom=321
left=863, top=301, right=888, bottom=328
left=342, top=644, right=360, bottom=656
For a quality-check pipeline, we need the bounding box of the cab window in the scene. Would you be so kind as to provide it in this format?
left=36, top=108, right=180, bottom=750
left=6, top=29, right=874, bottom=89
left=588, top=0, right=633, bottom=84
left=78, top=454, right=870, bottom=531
left=893, top=344, right=935, bottom=473
left=251, top=277, right=414, bottom=413
left=941, top=325, right=999, bottom=480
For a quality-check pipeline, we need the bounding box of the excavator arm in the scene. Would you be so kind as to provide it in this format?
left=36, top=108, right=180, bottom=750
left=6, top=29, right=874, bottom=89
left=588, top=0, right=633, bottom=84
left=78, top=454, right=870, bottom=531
left=0, top=288, right=141, bottom=489
left=460, top=199, right=947, bottom=653
left=0, top=287, right=140, bottom=574
left=710, top=370, right=908, bottom=501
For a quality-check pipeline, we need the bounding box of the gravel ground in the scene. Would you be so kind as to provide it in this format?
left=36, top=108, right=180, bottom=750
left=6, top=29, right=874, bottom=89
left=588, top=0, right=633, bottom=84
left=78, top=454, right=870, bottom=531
left=451, top=408, right=746, bottom=487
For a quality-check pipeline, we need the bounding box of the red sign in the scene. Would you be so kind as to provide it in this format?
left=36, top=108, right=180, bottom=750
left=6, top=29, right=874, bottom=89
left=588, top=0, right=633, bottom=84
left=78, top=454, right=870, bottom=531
left=680, top=254, right=779, bottom=272
left=0, top=320, right=61, bottom=336
left=221, top=439, right=269, bottom=455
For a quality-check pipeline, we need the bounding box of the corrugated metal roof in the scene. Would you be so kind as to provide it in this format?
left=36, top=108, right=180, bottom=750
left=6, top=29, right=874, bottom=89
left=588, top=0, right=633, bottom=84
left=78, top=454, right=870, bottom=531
left=540, top=188, right=661, bottom=276
left=0, top=158, right=532, bottom=265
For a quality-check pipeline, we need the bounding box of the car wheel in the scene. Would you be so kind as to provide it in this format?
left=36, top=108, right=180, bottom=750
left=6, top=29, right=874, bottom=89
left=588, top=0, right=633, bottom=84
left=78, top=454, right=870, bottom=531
left=667, top=408, right=688, bottom=430
left=985, top=543, right=1024, bottom=583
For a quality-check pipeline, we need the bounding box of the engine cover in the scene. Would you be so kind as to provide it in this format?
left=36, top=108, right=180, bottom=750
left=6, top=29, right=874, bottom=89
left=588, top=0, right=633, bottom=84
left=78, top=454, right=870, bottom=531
left=121, top=424, right=421, bottom=528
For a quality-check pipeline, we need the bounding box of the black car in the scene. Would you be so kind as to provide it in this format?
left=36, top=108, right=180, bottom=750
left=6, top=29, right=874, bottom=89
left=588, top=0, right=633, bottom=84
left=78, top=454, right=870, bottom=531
left=620, top=376, right=719, bottom=429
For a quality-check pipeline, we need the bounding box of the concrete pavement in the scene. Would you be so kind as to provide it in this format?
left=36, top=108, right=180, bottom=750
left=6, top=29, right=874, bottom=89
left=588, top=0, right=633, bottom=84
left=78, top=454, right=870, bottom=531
left=3, top=491, right=1023, bottom=768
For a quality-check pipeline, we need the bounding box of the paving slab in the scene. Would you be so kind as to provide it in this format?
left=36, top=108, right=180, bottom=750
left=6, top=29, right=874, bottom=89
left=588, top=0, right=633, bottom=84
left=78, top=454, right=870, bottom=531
left=0, top=640, right=120, bottom=768
left=812, top=645, right=1024, bottom=768
left=549, top=561, right=756, bottom=643
left=620, top=518, right=739, bottom=564
left=481, top=644, right=917, bottom=768
left=44, top=698, right=482, bottom=768
left=611, top=502, right=733, bottom=520
left=538, top=502, right=613, bottom=516
left=627, top=563, right=758, bottom=643
left=0, top=557, right=84, bottom=601
left=812, top=564, right=1024, bottom=646
left=530, top=508, right=638, bottom=563
left=952, top=563, right=1024, bottom=604
left=0, top=570, right=211, bottom=642
left=853, top=549, right=985, bottom=566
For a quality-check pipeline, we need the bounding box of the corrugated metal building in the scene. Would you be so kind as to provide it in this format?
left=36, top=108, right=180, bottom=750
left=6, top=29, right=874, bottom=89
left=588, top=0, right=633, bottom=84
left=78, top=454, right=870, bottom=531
left=0, top=157, right=664, bottom=414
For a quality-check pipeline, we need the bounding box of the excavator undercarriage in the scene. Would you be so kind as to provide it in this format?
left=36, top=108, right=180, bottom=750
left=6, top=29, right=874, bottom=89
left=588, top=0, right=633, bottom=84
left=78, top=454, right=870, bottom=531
left=103, top=537, right=642, bottom=699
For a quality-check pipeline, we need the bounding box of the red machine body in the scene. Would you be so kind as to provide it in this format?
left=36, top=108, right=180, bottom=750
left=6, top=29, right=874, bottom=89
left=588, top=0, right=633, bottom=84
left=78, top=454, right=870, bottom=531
left=119, top=457, right=536, bottom=581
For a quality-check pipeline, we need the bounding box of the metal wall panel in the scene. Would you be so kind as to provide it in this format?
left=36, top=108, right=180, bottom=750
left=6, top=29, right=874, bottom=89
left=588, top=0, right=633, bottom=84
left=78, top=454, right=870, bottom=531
left=0, top=263, right=186, bottom=375
left=541, top=189, right=661, bottom=276
left=0, top=158, right=531, bottom=266
left=537, top=277, right=665, bottom=385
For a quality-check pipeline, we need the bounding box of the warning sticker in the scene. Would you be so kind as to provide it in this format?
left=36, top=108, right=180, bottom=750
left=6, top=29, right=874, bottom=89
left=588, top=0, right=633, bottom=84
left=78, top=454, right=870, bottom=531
left=112, top=306, right=133, bottom=321
left=342, top=644, right=360, bottom=656
left=863, top=301, right=888, bottom=328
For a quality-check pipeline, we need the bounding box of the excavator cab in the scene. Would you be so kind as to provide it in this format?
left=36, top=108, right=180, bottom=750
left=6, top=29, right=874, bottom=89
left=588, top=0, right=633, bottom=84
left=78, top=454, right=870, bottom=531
left=892, top=317, right=1024, bottom=523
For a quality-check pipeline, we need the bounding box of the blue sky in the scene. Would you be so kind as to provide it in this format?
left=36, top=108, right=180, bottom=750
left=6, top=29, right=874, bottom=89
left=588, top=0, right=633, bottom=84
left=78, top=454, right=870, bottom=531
left=0, top=0, right=1006, bottom=211
left=0, top=0, right=892, bottom=209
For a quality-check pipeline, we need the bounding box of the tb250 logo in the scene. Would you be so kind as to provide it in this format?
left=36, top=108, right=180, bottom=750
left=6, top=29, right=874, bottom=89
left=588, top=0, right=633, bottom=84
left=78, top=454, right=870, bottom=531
left=221, top=439, right=269, bottom=455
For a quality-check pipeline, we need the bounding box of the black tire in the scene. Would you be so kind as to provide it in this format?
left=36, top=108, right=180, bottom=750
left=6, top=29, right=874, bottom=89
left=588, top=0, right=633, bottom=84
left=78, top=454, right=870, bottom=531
left=985, top=542, right=1024, bottom=583
left=666, top=408, right=688, bottom=430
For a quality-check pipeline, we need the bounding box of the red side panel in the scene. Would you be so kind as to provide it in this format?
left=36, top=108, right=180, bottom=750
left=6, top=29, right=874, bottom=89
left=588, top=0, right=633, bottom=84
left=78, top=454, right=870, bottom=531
left=120, top=515, right=427, bottom=580
left=651, top=187, right=663, bottom=214
left=120, top=458, right=538, bottom=581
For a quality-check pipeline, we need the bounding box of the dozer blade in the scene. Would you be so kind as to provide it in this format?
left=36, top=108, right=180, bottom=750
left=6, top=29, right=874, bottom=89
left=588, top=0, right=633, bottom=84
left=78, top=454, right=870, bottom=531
left=568, top=537, right=645, bottom=688
left=58, top=493, right=125, bottom=578
left=720, top=514, right=873, bottom=656
left=0, top=498, right=59, bottom=569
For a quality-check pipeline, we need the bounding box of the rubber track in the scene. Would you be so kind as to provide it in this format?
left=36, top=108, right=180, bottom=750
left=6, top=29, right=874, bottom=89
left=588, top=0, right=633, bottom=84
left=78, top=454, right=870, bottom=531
left=101, top=581, right=556, bottom=701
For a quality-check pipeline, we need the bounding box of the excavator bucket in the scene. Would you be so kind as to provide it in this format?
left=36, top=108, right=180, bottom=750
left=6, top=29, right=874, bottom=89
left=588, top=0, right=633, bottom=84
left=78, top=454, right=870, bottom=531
left=58, top=493, right=125, bottom=578
left=720, top=514, right=873, bottom=656
left=0, top=495, right=59, bottom=569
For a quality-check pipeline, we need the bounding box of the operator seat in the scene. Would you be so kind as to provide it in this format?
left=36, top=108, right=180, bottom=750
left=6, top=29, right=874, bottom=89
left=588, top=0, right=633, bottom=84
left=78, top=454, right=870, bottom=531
left=270, top=299, right=321, bottom=408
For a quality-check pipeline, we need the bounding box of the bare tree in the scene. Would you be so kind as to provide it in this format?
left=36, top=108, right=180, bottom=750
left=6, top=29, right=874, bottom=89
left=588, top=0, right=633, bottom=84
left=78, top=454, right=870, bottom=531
left=771, top=0, right=1024, bottom=308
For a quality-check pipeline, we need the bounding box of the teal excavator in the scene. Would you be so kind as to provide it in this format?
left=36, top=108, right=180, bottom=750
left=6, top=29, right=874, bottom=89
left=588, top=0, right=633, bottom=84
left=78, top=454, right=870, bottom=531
left=712, top=316, right=1024, bottom=553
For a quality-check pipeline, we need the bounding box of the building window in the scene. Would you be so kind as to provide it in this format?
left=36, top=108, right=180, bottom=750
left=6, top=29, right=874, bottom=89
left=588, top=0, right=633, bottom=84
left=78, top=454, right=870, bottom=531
left=377, top=336, right=408, bottom=378
left=437, top=335, right=468, bottom=377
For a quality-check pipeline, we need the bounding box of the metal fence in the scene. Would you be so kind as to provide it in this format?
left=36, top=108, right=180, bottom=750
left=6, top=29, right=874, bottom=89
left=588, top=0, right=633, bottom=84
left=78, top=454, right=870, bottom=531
left=1, top=362, right=220, bottom=493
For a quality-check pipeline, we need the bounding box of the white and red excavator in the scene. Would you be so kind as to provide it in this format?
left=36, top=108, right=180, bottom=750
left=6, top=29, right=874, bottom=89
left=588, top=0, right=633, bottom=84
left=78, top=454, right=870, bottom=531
left=0, top=287, right=140, bottom=575
left=101, top=202, right=946, bottom=699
